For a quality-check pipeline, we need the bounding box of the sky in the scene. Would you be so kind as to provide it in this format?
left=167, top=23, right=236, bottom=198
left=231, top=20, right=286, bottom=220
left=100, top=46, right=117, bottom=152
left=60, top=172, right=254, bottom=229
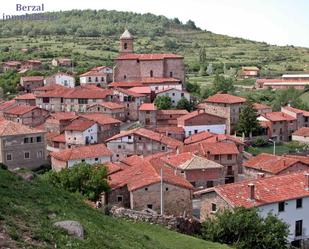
left=1, top=0, right=309, bottom=47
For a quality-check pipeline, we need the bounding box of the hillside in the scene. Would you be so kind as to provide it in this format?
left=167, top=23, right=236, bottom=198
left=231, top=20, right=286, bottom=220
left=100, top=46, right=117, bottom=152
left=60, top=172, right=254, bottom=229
left=0, top=168, right=230, bottom=249
left=0, top=9, right=309, bottom=76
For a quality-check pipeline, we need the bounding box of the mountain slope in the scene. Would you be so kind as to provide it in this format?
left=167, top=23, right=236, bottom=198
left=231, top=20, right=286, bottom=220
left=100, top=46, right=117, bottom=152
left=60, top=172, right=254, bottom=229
left=0, top=9, right=308, bottom=75
left=0, top=168, right=230, bottom=249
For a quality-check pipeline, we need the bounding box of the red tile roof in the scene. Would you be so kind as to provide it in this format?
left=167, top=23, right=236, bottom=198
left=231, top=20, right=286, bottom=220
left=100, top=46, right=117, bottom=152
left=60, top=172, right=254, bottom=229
left=284, top=155, right=309, bottom=165
left=0, top=100, right=16, bottom=111
left=205, top=94, right=246, bottom=104
left=182, top=141, right=239, bottom=155
left=4, top=105, right=38, bottom=115
left=253, top=103, right=272, bottom=110
left=0, top=119, right=44, bottom=136
left=15, top=93, right=36, bottom=100
left=154, top=126, right=184, bottom=134
left=139, top=103, right=157, bottom=111
left=283, top=106, right=309, bottom=117
left=121, top=155, right=142, bottom=166
left=129, top=86, right=152, bottom=94
left=116, top=53, right=183, bottom=61
left=51, top=134, right=65, bottom=143
left=51, top=144, right=112, bottom=161
left=184, top=131, right=214, bottom=145
left=156, top=87, right=187, bottom=94
left=114, top=88, right=146, bottom=97
left=64, top=119, right=95, bottom=131
left=202, top=171, right=309, bottom=208
left=108, top=81, right=144, bottom=88
left=21, top=76, right=44, bottom=82
left=293, top=127, right=309, bottom=137
left=80, top=71, right=107, bottom=77
left=157, top=109, right=188, bottom=115
left=109, top=159, right=192, bottom=191
left=50, top=112, right=77, bottom=121
left=89, top=102, right=125, bottom=110
left=141, top=77, right=180, bottom=84
left=243, top=153, right=308, bottom=174
left=106, top=128, right=182, bottom=149
left=177, top=110, right=225, bottom=123
left=161, top=152, right=194, bottom=168
left=80, top=113, right=121, bottom=125
left=3, top=61, right=21, bottom=66
left=263, top=112, right=296, bottom=122
left=105, top=162, right=123, bottom=175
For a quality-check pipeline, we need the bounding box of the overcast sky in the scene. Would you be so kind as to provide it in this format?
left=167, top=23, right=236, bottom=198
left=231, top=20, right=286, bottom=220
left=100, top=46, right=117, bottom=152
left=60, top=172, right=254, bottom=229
left=1, top=0, right=309, bottom=47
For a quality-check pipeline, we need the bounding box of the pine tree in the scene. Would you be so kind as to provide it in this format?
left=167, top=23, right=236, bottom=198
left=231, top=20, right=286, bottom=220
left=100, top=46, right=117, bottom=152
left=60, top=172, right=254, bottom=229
left=236, top=100, right=261, bottom=137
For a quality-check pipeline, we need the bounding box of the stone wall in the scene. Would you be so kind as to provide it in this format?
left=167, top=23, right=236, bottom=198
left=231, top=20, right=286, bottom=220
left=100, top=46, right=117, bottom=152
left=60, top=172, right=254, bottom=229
left=109, top=206, right=201, bottom=235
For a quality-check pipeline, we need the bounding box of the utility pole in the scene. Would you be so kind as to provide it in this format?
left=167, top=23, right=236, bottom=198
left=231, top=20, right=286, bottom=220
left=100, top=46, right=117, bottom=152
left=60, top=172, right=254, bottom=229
left=160, top=167, right=164, bottom=215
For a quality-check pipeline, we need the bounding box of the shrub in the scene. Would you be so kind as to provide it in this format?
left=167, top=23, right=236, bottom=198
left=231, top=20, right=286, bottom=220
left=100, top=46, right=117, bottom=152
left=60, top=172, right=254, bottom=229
left=251, top=137, right=268, bottom=147
left=0, top=163, right=8, bottom=170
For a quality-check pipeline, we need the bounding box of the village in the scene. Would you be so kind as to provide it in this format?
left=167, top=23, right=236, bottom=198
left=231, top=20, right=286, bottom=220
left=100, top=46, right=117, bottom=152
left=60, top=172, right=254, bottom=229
left=1, top=29, right=309, bottom=248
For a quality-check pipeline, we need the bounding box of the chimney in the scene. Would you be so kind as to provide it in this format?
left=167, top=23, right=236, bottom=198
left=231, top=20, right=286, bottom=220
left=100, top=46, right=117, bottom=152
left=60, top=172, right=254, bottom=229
left=248, top=183, right=255, bottom=201
left=257, top=173, right=265, bottom=179
left=305, top=173, right=309, bottom=190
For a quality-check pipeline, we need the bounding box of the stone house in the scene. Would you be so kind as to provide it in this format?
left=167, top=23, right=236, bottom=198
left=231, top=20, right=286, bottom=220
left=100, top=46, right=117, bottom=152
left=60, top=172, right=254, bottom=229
left=155, top=88, right=190, bottom=107
left=243, top=153, right=309, bottom=178
left=44, top=72, right=75, bottom=88
left=2, top=61, right=21, bottom=71
left=79, top=113, right=121, bottom=142
left=195, top=172, right=309, bottom=246
left=0, top=100, right=17, bottom=116
left=80, top=66, right=113, bottom=87
left=35, top=86, right=112, bottom=112
left=178, top=110, right=227, bottom=137
left=14, top=93, right=36, bottom=106
left=106, top=128, right=183, bottom=161
left=114, top=29, right=185, bottom=86
left=51, top=58, right=72, bottom=67
left=112, top=88, right=148, bottom=121
left=181, top=141, right=240, bottom=183
left=107, top=158, right=193, bottom=216
left=253, top=103, right=272, bottom=115
left=238, top=66, right=260, bottom=79
left=138, top=103, right=158, bottom=128
left=86, top=102, right=126, bottom=121
left=197, top=93, right=246, bottom=134
left=0, top=119, right=46, bottom=170
left=160, top=152, right=225, bottom=188
left=44, top=112, right=77, bottom=134
left=50, top=143, right=112, bottom=172
left=3, top=105, right=49, bottom=128
left=23, top=60, right=42, bottom=70
left=258, top=112, right=297, bottom=141
left=154, top=126, right=185, bottom=141
left=20, top=76, right=44, bottom=92
left=46, top=133, right=66, bottom=153
left=157, top=109, right=189, bottom=127
left=281, top=106, right=309, bottom=128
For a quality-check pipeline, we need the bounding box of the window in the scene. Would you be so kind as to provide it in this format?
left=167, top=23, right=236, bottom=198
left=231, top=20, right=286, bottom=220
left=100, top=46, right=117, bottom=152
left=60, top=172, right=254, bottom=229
left=207, top=181, right=214, bottom=188
left=227, top=154, right=232, bottom=160
left=24, top=137, right=29, bottom=144
left=211, top=203, right=217, bottom=212
left=124, top=75, right=127, bottom=80
left=95, top=158, right=98, bottom=161
left=117, top=195, right=123, bottom=202
left=101, top=77, right=104, bottom=82
left=24, top=152, right=30, bottom=159
left=81, top=159, right=85, bottom=162
left=145, top=187, right=148, bottom=191
left=172, top=93, right=175, bottom=96
left=194, top=130, right=198, bottom=134
left=165, top=187, right=169, bottom=191
left=128, top=135, right=132, bottom=139
left=296, top=198, right=303, bottom=209
left=88, top=77, right=92, bottom=82
left=147, top=204, right=153, bottom=209
left=118, top=145, right=121, bottom=149
left=278, top=201, right=285, bottom=212
left=36, top=136, right=42, bottom=143
left=150, top=70, right=153, bottom=77
left=95, top=77, right=98, bottom=82
left=214, top=155, right=219, bottom=160
left=161, top=146, right=166, bottom=151
left=169, top=71, right=173, bottom=77
left=78, top=99, right=88, bottom=104
left=181, top=93, right=184, bottom=97
left=295, top=220, right=303, bottom=236
left=6, top=153, right=12, bottom=161
left=37, top=151, right=43, bottom=158
left=124, top=43, right=128, bottom=49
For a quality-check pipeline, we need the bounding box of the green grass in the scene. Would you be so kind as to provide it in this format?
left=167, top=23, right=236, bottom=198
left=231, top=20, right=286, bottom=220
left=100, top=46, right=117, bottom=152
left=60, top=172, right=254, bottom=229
left=0, top=168, right=230, bottom=249
left=246, top=144, right=291, bottom=156
left=300, top=91, right=309, bottom=103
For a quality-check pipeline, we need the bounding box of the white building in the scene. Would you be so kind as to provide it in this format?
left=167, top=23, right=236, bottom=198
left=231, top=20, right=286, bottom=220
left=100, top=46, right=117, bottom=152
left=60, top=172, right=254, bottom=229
left=44, top=73, right=75, bottom=88
left=50, top=143, right=112, bottom=171
left=177, top=110, right=226, bottom=137
left=64, top=118, right=98, bottom=147
left=197, top=171, right=309, bottom=247
left=156, top=88, right=190, bottom=106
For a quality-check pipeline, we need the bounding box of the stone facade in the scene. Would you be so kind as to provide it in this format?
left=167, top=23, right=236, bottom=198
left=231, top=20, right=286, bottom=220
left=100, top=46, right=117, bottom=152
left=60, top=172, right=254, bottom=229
left=0, top=132, right=46, bottom=170
left=139, top=109, right=157, bottom=128
left=86, top=104, right=125, bottom=121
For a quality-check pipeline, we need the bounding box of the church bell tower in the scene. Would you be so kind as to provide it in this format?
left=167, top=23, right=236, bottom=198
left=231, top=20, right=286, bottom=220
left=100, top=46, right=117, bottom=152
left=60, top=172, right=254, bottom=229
left=120, top=29, right=134, bottom=54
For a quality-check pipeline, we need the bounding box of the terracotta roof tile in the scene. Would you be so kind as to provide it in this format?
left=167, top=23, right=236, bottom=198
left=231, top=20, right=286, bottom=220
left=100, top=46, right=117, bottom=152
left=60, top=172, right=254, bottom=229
left=21, top=76, right=44, bottom=81
left=50, top=112, right=77, bottom=121
left=4, top=105, right=38, bottom=115
left=0, top=100, right=16, bottom=111
left=157, top=109, right=188, bottom=115
left=283, top=106, right=309, bottom=117
left=182, top=141, right=239, bottom=155
left=263, top=112, right=296, bottom=122
left=89, top=102, right=125, bottom=110
left=64, top=119, right=95, bottom=131
left=253, top=103, right=272, bottom=110
left=139, top=103, right=157, bottom=111
left=129, top=86, right=152, bottom=94
left=243, top=153, right=308, bottom=174
left=177, top=110, right=226, bottom=123
left=205, top=94, right=246, bottom=104
left=14, top=93, right=36, bottom=100
left=108, top=81, right=144, bottom=88
left=154, top=126, right=184, bottom=134
left=114, top=88, right=146, bottom=97
left=293, top=127, right=309, bottom=137
left=0, top=119, right=44, bottom=136
left=80, top=113, right=121, bottom=125
left=51, top=143, right=112, bottom=161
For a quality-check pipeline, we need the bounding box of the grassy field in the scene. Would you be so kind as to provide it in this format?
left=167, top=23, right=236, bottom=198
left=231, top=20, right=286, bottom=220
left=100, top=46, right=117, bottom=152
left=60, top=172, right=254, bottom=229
left=246, top=144, right=292, bottom=156
left=0, top=168, right=230, bottom=249
left=300, top=91, right=309, bottom=103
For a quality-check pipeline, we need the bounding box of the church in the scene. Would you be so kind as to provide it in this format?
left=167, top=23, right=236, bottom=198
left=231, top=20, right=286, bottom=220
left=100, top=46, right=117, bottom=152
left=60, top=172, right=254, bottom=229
left=113, top=29, right=185, bottom=90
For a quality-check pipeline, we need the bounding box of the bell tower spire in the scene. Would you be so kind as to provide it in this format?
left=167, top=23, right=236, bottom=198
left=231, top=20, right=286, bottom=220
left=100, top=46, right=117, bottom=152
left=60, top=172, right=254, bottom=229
left=120, top=29, right=134, bottom=54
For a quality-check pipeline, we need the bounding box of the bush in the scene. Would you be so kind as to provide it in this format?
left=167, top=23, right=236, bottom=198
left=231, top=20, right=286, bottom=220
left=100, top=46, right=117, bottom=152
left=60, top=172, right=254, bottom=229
left=251, top=137, right=268, bottom=147
left=43, top=163, right=109, bottom=200
left=154, top=95, right=172, bottom=110
left=202, top=207, right=289, bottom=249
left=0, top=163, right=8, bottom=170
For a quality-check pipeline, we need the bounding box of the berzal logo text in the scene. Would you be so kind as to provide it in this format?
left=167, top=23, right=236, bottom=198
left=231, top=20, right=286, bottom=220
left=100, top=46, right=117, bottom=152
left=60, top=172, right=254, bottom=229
left=2, top=3, right=57, bottom=21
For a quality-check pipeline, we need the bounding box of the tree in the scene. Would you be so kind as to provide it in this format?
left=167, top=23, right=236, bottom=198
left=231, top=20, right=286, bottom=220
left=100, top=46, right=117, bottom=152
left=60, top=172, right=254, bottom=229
left=44, top=163, right=109, bottom=200
left=272, top=88, right=309, bottom=111
left=186, top=20, right=197, bottom=29
left=176, top=98, right=192, bottom=111
left=201, top=207, right=289, bottom=249
left=154, top=95, right=172, bottom=110
left=236, top=100, right=261, bottom=137
left=212, top=73, right=235, bottom=93
left=199, top=47, right=207, bottom=65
